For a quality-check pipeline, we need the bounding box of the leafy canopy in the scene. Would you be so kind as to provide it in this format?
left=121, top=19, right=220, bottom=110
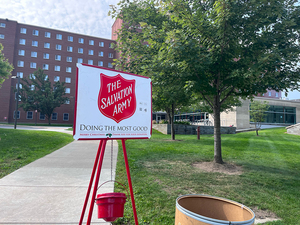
left=250, top=100, right=270, bottom=135
left=161, top=0, right=300, bottom=163
left=0, top=43, right=14, bottom=87
left=111, top=0, right=195, bottom=139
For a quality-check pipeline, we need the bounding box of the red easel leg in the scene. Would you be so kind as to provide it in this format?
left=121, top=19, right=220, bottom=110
left=122, top=139, right=139, bottom=225
left=79, top=140, right=103, bottom=225
left=86, top=139, right=107, bottom=225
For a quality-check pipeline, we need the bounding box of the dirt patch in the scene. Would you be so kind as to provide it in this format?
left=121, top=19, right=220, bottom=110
left=193, top=161, right=243, bottom=175
left=253, top=207, right=281, bottom=224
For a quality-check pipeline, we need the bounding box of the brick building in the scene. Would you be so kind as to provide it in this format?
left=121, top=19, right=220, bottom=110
left=0, top=18, right=116, bottom=125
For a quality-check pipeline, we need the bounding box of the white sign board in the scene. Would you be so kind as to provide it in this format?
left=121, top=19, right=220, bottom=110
left=73, top=64, right=152, bottom=140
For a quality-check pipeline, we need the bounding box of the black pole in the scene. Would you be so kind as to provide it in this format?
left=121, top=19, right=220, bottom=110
left=35, top=103, right=37, bottom=126
left=14, top=76, right=20, bottom=129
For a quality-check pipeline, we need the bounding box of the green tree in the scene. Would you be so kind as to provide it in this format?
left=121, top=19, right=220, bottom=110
left=160, top=0, right=300, bottom=163
left=111, top=0, right=193, bottom=140
left=0, top=43, right=13, bottom=87
left=250, top=100, right=269, bottom=136
left=152, top=74, right=194, bottom=139
left=112, top=0, right=300, bottom=163
left=19, top=68, right=68, bottom=125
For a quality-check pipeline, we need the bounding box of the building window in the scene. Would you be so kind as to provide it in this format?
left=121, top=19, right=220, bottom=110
left=268, top=92, right=272, bottom=97
left=32, top=30, right=39, bottom=36
left=63, top=113, right=69, bottom=121
left=13, top=111, right=20, bottom=119
left=17, top=61, right=24, bottom=67
left=65, top=77, right=71, bottom=83
left=99, top=51, right=104, bottom=57
left=44, top=75, right=48, bottom=80
left=45, top=32, right=51, bottom=38
left=78, top=38, right=84, bottom=44
left=43, top=53, right=49, bottom=59
left=52, top=113, right=58, bottom=120
left=88, top=50, right=94, bottom=55
left=31, top=51, right=37, bottom=57
left=65, top=88, right=71, bottom=94
left=0, top=34, right=4, bottom=39
left=66, top=67, right=72, bottom=73
left=276, top=92, right=279, bottom=97
left=43, top=64, right=49, bottom=70
left=27, top=111, right=33, bottom=119
left=67, top=46, right=73, bottom=52
left=98, top=61, right=103, bottom=66
left=99, top=41, right=104, bottom=47
left=65, top=100, right=70, bottom=104
left=0, top=23, right=5, bottom=28
left=32, top=40, right=38, bottom=47
left=17, top=72, right=23, bottom=78
left=16, top=83, right=22, bottom=89
left=78, top=48, right=83, bottom=54
left=109, top=43, right=113, bottom=48
left=20, top=28, right=27, bottom=34
left=108, top=53, right=113, bottom=58
left=54, top=76, right=60, bottom=82
left=29, top=73, right=36, bottom=79
left=39, top=113, right=45, bottom=120
left=251, top=105, right=296, bottom=124
left=89, top=40, right=94, bottom=45
left=108, top=62, right=113, bottom=68
left=18, top=50, right=25, bottom=56
left=54, top=66, right=60, bottom=72
left=19, top=39, right=26, bottom=45
left=30, top=62, right=37, bottom=69
left=56, top=44, right=62, bottom=50
left=88, top=60, right=93, bottom=65
left=55, top=55, right=61, bottom=61
left=66, top=56, right=72, bottom=62
left=44, top=42, right=50, bottom=48
left=78, top=58, right=83, bottom=63
left=68, top=36, right=73, bottom=42
left=30, top=85, right=35, bottom=90
left=56, top=34, right=62, bottom=40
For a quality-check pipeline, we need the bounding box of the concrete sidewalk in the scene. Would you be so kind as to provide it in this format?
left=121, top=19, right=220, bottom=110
left=0, top=124, right=73, bottom=135
left=0, top=139, right=118, bottom=224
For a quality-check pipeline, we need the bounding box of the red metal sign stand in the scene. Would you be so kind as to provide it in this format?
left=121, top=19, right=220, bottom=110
left=79, top=139, right=139, bottom=225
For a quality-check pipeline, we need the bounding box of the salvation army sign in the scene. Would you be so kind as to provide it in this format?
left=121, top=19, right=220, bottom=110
left=73, top=64, right=152, bottom=140
left=98, top=74, right=136, bottom=123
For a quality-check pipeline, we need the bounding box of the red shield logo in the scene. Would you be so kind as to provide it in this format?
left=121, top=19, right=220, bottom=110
left=98, top=73, right=136, bottom=123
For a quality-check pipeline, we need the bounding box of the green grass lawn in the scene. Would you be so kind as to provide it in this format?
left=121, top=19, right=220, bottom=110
left=113, top=128, right=300, bottom=225
left=0, top=128, right=73, bottom=178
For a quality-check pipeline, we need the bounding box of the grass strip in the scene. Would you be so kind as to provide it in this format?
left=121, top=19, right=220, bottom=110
left=113, top=128, right=300, bottom=225
left=0, top=128, right=73, bottom=178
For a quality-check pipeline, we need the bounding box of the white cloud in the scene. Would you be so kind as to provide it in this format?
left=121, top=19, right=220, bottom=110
left=0, top=0, right=120, bottom=39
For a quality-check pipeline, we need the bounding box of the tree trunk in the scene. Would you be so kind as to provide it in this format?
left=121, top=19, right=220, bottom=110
left=171, top=103, right=175, bottom=140
left=47, top=116, right=51, bottom=125
left=166, top=109, right=171, bottom=124
left=213, top=99, right=224, bottom=164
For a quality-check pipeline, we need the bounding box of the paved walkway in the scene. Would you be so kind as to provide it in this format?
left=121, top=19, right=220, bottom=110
left=0, top=125, right=118, bottom=224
